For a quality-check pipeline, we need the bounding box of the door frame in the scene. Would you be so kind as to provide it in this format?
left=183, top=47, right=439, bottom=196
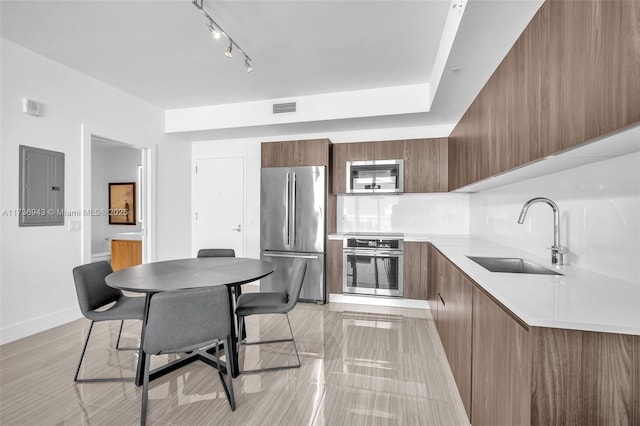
left=191, top=155, right=246, bottom=257
left=81, top=124, right=155, bottom=265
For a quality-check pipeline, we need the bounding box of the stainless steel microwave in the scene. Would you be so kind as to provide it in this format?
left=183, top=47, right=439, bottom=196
left=346, top=159, right=404, bottom=194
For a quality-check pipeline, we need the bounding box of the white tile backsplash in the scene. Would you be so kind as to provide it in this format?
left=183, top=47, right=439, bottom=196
left=338, top=193, right=470, bottom=234
left=470, top=151, right=640, bottom=284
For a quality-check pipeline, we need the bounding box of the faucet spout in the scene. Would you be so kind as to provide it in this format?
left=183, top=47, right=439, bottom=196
left=517, top=197, right=567, bottom=265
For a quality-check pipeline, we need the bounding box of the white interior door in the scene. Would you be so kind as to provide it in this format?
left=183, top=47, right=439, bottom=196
left=195, top=157, right=245, bottom=257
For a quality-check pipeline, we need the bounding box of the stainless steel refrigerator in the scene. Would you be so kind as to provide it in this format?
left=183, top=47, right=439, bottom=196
left=260, top=166, right=325, bottom=303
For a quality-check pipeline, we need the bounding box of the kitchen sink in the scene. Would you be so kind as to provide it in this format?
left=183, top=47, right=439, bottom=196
left=467, top=256, right=563, bottom=276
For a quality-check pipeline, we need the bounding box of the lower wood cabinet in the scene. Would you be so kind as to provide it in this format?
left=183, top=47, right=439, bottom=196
left=326, top=239, right=343, bottom=296
left=110, top=239, right=141, bottom=272
left=431, top=248, right=472, bottom=418
left=402, top=242, right=429, bottom=300
left=429, top=247, right=639, bottom=426
left=472, top=287, right=531, bottom=426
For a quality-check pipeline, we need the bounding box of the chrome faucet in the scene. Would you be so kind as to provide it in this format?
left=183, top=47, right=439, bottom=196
left=517, top=197, right=568, bottom=265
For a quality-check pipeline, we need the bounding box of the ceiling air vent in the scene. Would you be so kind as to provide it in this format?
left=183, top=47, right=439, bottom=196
left=272, top=102, right=297, bottom=114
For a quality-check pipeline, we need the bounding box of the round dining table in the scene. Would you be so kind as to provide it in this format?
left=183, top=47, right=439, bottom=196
left=106, top=257, right=275, bottom=383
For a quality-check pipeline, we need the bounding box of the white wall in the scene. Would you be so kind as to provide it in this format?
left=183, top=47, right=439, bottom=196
left=91, top=143, right=143, bottom=254
left=470, top=151, right=640, bottom=284
left=0, top=39, right=191, bottom=343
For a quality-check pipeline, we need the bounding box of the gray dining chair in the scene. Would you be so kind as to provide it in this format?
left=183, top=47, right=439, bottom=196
left=197, top=248, right=236, bottom=258
left=72, top=261, right=145, bottom=382
left=141, top=285, right=235, bottom=425
left=235, top=258, right=307, bottom=373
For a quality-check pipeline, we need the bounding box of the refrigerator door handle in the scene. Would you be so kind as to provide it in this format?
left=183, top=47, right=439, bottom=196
left=285, top=172, right=290, bottom=246
left=263, top=253, right=320, bottom=260
left=291, top=172, right=297, bottom=246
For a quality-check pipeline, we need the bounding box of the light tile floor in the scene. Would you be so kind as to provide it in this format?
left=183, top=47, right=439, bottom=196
left=0, top=297, right=469, bottom=425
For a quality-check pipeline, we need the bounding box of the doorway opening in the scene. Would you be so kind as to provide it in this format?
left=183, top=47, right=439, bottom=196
left=88, top=135, right=149, bottom=267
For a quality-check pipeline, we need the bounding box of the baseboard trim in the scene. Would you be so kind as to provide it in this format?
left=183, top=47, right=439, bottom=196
left=0, top=306, right=81, bottom=345
left=329, top=293, right=429, bottom=309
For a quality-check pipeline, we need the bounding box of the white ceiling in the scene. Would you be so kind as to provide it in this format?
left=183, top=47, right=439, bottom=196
left=1, top=0, right=544, bottom=136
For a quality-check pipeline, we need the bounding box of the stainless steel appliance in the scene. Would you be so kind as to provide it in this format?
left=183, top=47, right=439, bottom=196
left=342, top=235, right=403, bottom=297
left=260, top=166, right=326, bottom=303
left=346, top=159, right=404, bottom=194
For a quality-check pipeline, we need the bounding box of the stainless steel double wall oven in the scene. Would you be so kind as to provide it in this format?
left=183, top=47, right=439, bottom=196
left=342, top=235, right=404, bottom=297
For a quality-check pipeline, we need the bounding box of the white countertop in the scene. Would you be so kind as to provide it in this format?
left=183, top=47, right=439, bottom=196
left=110, top=232, right=143, bottom=241
left=329, top=233, right=640, bottom=336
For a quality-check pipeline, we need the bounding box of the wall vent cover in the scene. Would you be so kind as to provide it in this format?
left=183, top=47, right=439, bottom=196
left=272, top=102, right=297, bottom=114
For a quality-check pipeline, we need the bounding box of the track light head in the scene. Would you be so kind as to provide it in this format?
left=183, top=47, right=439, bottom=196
left=225, top=42, right=233, bottom=58
left=244, top=56, right=253, bottom=73
left=208, top=24, right=222, bottom=40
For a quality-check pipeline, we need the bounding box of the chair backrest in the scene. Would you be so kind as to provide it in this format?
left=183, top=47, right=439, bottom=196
left=197, top=249, right=236, bottom=258
left=284, top=258, right=308, bottom=312
left=143, top=286, right=231, bottom=355
left=73, top=261, right=122, bottom=317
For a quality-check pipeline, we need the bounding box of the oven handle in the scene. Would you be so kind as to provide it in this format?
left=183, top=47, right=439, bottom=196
left=343, top=250, right=403, bottom=256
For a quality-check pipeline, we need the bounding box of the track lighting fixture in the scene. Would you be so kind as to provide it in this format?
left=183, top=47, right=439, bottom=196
left=208, top=24, right=222, bottom=40
left=244, top=56, right=253, bottom=73
left=192, top=0, right=253, bottom=72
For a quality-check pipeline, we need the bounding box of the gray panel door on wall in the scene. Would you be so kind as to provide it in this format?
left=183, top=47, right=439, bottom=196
left=19, top=145, right=65, bottom=226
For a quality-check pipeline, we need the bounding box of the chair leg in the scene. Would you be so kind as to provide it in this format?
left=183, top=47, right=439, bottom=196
left=74, top=321, right=94, bottom=382
left=237, top=316, right=245, bottom=352
left=239, top=314, right=301, bottom=374
left=221, top=335, right=236, bottom=411
left=74, top=320, right=135, bottom=383
left=285, top=313, right=301, bottom=368
left=115, top=320, right=139, bottom=351
left=141, top=353, right=151, bottom=426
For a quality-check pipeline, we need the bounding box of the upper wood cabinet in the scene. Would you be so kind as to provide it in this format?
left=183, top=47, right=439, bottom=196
left=404, top=138, right=448, bottom=193
left=448, top=0, right=640, bottom=190
left=261, top=139, right=331, bottom=168
left=331, top=138, right=448, bottom=194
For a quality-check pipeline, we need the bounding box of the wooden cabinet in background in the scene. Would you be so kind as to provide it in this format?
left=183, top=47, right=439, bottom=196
left=404, top=138, right=448, bottom=193
left=110, top=239, right=141, bottom=272
left=326, top=240, right=343, bottom=296
left=261, top=139, right=331, bottom=167
left=331, top=138, right=448, bottom=194
left=402, top=242, right=429, bottom=300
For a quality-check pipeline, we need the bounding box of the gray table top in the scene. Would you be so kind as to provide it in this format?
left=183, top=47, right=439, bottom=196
left=105, top=257, right=275, bottom=293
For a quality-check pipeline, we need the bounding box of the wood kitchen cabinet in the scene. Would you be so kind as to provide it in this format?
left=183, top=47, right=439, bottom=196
left=472, top=286, right=532, bottom=426
left=326, top=239, right=343, bottom=296
left=429, top=247, right=640, bottom=426
left=331, top=138, right=448, bottom=194
left=402, top=241, right=429, bottom=300
left=261, top=139, right=331, bottom=167
left=110, top=239, right=142, bottom=271
left=404, top=138, right=448, bottom=193
left=448, top=0, right=640, bottom=190
left=431, top=249, right=473, bottom=418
